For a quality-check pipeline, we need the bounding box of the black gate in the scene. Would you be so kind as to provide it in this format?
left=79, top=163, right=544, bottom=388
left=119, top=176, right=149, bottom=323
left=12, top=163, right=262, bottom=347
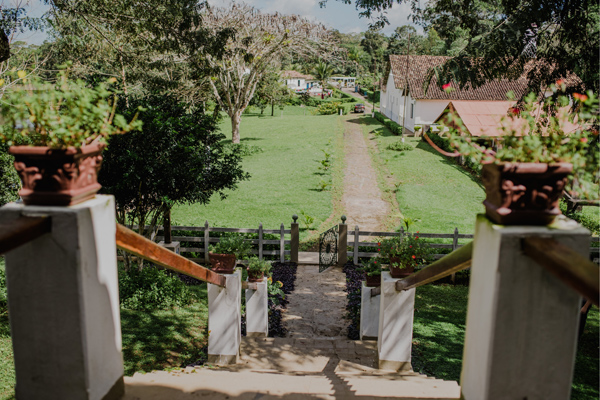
left=319, top=225, right=338, bottom=273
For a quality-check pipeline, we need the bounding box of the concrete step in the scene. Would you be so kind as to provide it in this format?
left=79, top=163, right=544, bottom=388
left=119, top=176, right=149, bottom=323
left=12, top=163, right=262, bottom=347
left=123, top=337, right=461, bottom=399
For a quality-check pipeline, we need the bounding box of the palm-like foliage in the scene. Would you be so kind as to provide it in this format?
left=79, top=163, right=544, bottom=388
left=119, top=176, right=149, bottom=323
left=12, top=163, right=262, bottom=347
left=313, top=61, right=334, bottom=93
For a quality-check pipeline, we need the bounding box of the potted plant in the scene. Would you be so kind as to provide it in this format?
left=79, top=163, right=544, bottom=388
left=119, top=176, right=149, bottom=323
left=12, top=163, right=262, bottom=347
left=439, top=85, right=599, bottom=225
left=208, top=234, right=251, bottom=274
left=360, top=258, right=382, bottom=287
left=246, top=256, right=271, bottom=282
left=380, top=233, right=432, bottom=278
left=0, top=66, right=142, bottom=206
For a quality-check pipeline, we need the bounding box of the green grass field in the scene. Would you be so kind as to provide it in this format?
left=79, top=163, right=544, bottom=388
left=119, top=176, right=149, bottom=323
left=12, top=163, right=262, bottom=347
left=413, top=284, right=599, bottom=400
left=172, top=106, right=345, bottom=237
left=358, top=116, right=485, bottom=235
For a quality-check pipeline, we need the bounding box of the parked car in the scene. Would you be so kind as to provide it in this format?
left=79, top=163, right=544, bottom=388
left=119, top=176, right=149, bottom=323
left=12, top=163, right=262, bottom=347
left=354, top=103, right=365, bottom=113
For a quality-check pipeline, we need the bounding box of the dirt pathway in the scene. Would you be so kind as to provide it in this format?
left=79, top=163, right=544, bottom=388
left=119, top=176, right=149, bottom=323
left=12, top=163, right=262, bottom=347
left=341, top=117, right=390, bottom=231
left=283, top=264, right=348, bottom=338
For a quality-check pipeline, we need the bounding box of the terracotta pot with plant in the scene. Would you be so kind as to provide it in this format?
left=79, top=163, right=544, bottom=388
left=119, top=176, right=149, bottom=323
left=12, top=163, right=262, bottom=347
left=246, top=256, right=271, bottom=282
left=208, top=234, right=251, bottom=274
left=360, top=258, right=382, bottom=287
left=0, top=65, right=142, bottom=206
left=380, top=233, right=432, bottom=278
left=435, top=84, right=599, bottom=225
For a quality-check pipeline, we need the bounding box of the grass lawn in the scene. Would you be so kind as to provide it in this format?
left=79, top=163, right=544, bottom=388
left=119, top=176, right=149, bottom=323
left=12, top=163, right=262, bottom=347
left=358, top=116, right=484, bottom=235
left=413, top=284, right=600, bottom=399
left=172, top=106, right=345, bottom=238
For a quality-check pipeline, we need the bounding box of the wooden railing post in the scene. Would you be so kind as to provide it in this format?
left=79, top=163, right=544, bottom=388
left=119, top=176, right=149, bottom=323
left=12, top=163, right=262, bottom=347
left=204, top=220, right=210, bottom=265
left=451, top=227, right=459, bottom=283
left=353, top=225, right=359, bottom=265
left=291, top=215, right=299, bottom=263
left=338, top=215, right=347, bottom=267
left=280, top=223, right=285, bottom=263
left=0, top=195, right=124, bottom=399
left=461, top=215, right=589, bottom=400
left=258, top=223, right=263, bottom=260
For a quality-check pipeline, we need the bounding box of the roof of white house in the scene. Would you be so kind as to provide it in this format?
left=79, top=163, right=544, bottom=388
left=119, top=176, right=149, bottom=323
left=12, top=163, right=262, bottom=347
left=281, top=70, right=315, bottom=80
left=385, top=55, right=581, bottom=101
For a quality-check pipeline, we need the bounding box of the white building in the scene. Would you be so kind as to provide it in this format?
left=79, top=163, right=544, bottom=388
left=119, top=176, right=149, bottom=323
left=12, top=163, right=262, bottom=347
left=281, top=70, right=316, bottom=92
left=380, top=55, right=531, bottom=134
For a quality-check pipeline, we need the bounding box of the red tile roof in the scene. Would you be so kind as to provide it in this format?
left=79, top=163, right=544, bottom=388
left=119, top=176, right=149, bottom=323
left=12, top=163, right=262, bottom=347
left=387, top=55, right=531, bottom=100
left=281, top=70, right=315, bottom=80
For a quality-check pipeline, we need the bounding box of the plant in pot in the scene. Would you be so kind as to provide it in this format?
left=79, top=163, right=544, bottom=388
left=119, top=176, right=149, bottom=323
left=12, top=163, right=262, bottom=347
left=246, top=256, right=271, bottom=282
left=360, top=258, right=382, bottom=287
left=380, top=233, right=432, bottom=278
left=438, top=85, right=599, bottom=225
left=208, top=234, right=251, bottom=274
left=0, top=66, right=142, bottom=206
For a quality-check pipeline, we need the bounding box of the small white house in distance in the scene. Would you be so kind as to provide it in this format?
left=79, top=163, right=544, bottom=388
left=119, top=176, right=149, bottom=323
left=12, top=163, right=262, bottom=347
left=331, top=76, right=356, bottom=88
left=380, top=55, right=531, bottom=134
left=281, top=70, right=316, bottom=92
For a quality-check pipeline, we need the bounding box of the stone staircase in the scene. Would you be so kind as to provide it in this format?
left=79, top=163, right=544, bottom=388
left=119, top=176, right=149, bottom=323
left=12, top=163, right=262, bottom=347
left=123, top=336, right=460, bottom=399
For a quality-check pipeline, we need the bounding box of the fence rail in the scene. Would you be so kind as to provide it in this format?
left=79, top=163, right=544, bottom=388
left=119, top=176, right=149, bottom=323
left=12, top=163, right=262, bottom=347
left=0, top=216, right=52, bottom=255
left=116, top=224, right=226, bottom=287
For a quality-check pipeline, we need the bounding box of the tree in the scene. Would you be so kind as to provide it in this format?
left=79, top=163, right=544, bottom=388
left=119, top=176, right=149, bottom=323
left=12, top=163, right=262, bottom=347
left=313, top=61, right=334, bottom=97
left=201, top=3, right=336, bottom=143
left=347, top=46, right=364, bottom=78
left=99, top=94, right=249, bottom=241
left=320, top=0, right=599, bottom=95
left=360, top=28, right=386, bottom=74
left=250, top=70, right=293, bottom=116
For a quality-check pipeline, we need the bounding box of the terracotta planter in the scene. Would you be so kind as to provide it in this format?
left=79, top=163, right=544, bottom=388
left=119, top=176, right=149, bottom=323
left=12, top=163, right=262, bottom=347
left=247, top=271, right=264, bottom=282
left=389, top=258, right=414, bottom=278
left=10, top=144, right=104, bottom=206
left=481, top=162, right=572, bottom=225
left=208, top=253, right=236, bottom=274
left=365, top=274, right=381, bottom=287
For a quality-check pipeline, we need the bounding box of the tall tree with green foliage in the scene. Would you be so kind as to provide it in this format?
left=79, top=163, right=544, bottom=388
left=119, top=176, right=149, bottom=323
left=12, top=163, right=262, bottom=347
left=313, top=61, right=334, bottom=96
left=320, top=0, right=599, bottom=95
left=99, top=94, right=249, bottom=240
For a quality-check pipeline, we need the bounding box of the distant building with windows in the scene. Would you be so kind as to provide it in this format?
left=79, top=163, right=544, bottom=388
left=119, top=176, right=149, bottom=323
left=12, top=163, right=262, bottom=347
left=281, top=70, right=316, bottom=92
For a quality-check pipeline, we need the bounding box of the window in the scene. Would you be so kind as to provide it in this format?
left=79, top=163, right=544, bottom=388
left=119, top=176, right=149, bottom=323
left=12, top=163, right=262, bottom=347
left=298, top=80, right=301, bottom=87
left=410, top=103, right=414, bottom=119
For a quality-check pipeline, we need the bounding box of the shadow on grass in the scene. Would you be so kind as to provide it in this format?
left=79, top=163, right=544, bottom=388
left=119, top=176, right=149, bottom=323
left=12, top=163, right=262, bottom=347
left=120, top=286, right=209, bottom=376
left=415, top=140, right=484, bottom=190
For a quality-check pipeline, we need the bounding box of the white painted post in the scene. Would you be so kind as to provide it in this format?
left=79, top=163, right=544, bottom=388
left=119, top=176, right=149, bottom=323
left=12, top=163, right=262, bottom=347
left=0, top=196, right=124, bottom=400
left=158, top=240, right=180, bottom=255
left=204, top=220, right=210, bottom=264
left=378, top=271, right=415, bottom=372
left=353, top=225, right=359, bottom=265
left=460, top=215, right=588, bottom=400
left=280, top=223, right=285, bottom=263
left=245, top=277, right=268, bottom=337
left=258, top=223, right=263, bottom=260
left=207, top=270, right=242, bottom=365
left=360, top=282, right=380, bottom=340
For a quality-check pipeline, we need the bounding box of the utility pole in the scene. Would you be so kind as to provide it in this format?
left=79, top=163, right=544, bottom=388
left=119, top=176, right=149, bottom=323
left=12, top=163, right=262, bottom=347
left=400, top=34, right=411, bottom=142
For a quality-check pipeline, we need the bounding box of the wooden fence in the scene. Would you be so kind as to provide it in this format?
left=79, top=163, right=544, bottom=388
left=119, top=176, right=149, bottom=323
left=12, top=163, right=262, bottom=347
left=153, top=221, right=297, bottom=264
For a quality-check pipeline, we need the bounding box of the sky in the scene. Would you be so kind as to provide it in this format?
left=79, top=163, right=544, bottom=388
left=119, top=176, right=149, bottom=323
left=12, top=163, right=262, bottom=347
left=11, top=0, right=421, bottom=45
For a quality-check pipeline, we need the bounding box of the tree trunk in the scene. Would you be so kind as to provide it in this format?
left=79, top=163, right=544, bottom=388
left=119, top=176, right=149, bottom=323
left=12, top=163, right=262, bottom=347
left=163, top=207, right=172, bottom=244
left=271, top=100, right=274, bottom=117
left=231, top=110, right=242, bottom=144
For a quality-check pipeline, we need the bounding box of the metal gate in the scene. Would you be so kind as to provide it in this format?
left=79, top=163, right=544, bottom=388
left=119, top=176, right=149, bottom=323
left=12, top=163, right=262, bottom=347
left=318, top=225, right=338, bottom=273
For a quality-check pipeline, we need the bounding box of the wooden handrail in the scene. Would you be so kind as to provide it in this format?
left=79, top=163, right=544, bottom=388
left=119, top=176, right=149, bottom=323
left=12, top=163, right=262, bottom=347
left=395, top=241, right=473, bottom=291
left=116, top=224, right=226, bottom=288
left=523, top=237, right=599, bottom=306
left=0, top=216, right=52, bottom=255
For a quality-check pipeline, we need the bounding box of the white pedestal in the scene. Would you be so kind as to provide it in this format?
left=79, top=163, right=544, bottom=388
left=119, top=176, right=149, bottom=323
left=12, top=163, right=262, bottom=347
left=360, top=282, right=380, bottom=340
left=377, top=271, right=415, bottom=371
left=207, top=270, right=242, bottom=364
left=245, top=277, right=268, bottom=337
left=1, top=195, right=124, bottom=400
left=158, top=240, right=180, bottom=255
left=461, top=215, right=588, bottom=400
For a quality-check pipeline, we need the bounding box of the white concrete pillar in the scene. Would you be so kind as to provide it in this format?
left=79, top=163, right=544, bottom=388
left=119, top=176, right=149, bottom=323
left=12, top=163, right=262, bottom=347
left=158, top=240, right=180, bottom=255
left=360, top=282, right=379, bottom=340
left=207, top=270, right=241, bottom=364
left=377, top=271, right=415, bottom=371
left=245, top=277, right=268, bottom=337
left=1, top=195, right=124, bottom=400
left=461, top=215, right=588, bottom=400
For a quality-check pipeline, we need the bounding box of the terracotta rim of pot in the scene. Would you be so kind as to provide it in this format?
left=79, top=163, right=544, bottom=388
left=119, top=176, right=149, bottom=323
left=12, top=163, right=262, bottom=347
left=208, top=252, right=236, bottom=274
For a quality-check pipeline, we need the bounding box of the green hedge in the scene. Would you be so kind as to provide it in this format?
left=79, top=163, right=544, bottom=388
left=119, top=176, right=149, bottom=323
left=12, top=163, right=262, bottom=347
left=331, top=89, right=357, bottom=103
left=373, top=111, right=403, bottom=135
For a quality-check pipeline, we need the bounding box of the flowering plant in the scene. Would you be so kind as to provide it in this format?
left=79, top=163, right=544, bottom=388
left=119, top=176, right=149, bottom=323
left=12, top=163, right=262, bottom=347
left=440, top=84, right=599, bottom=199
left=359, top=257, right=381, bottom=277
left=379, top=233, right=432, bottom=269
left=0, top=66, right=142, bottom=149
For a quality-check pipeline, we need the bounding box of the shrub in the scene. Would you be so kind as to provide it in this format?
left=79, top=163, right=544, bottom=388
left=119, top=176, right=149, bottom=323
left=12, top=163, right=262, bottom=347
left=316, top=101, right=341, bottom=115
left=209, top=234, right=252, bottom=258
left=560, top=201, right=600, bottom=235
left=373, top=111, right=403, bottom=135
left=118, top=265, right=195, bottom=311
left=387, top=141, right=414, bottom=151
left=247, top=256, right=272, bottom=277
